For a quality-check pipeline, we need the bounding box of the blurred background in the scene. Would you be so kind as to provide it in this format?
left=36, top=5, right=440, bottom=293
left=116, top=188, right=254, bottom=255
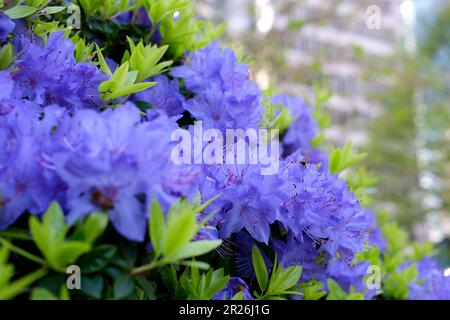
left=194, top=0, right=450, bottom=260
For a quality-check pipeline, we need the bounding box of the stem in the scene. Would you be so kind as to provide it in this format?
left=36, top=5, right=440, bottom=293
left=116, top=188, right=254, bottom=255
left=0, top=237, right=47, bottom=267
left=0, top=229, right=32, bottom=241
left=131, top=259, right=166, bottom=276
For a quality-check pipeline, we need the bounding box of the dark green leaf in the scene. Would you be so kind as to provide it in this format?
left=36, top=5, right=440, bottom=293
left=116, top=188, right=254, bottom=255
left=81, top=274, right=104, bottom=299
left=113, top=274, right=134, bottom=300
left=78, top=245, right=117, bottom=274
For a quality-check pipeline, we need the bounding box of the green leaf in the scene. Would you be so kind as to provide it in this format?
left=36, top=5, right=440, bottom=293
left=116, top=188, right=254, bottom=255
left=113, top=274, right=134, bottom=300
left=326, top=279, right=348, bottom=300
left=0, top=267, right=47, bottom=300
left=204, top=275, right=230, bottom=300
left=78, top=245, right=117, bottom=274
left=149, top=198, right=165, bottom=257
left=252, top=245, right=269, bottom=292
left=31, top=288, right=58, bottom=300
left=54, top=242, right=91, bottom=268
left=301, top=281, right=326, bottom=300
left=135, top=276, right=157, bottom=300
left=329, top=142, right=368, bottom=174
left=163, top=207, right=197, bottom=258
left=124, top=38, right=172, bottom=82
left=0, top=44, right=14, bottom=70
left=5, top=5, right=37, bottom=19
left=271, top=265, right=302, bottom=294
left=81, top=274, right=104, bottom=299
left=95, top=44, right=112, bottom=76
left=39, top=6, right=66, bottom=14
left=172, top=240, right=222, bottom=261
left=29, top=201, right=93, bottom=271
left=178, top=260, right=210, bottom=270
left=71, top=212, right=108, bottom=243
left=231, top=292, right=244, bottom=300
left=193, top=194, right=221, bottom=215
left=0, top=228, right=32, bottom=241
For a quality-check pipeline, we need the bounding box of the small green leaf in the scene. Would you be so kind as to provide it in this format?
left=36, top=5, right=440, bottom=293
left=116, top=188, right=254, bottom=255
left=5, top=5, right=38, bottom=19
left=204, top=275, right=230, bottom=300
left=178, top=260, right=210, bottom=270
left=71, top=212, right=108, bottom=243
left=54, top=242, right=91, bottom=268
left=39, top=6, right=66, bottom=14
left=95, top=44, right=112, bottom=76
left=163, top=208, right=197, bottom=258
left=193, top=194, right=221, bottom=215
left=326, top=279, right=348, bottom=300
left=252, top=245, right=269, bottom=292
left=149, top=198, right=165, bottom=257
left=0, top=44, right=14, bottom=70
left=0, top=267, right=47, bottom=300
left=135, top=276, right=157, bottom=300
left=172, top=240, right=222, bottom=261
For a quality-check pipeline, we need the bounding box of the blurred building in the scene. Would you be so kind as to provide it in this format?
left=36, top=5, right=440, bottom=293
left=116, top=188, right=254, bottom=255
left=195, top=0, right=408, bottom=147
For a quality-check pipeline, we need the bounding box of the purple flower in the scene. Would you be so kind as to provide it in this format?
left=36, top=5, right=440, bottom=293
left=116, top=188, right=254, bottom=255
left=171, top=42, right=263, bottom=130
left=0, top=13, right=15, bottom=41
left=115, top=8, right=152, bottom=28
left=132, top=75, right=185, bottom=117
left=274, top=234, right=329, bottom=284
left=277, top=151, right=369, bottom=258
left=0, top=71, right=14, bottom=106
left=213, top=277, right=254, bottom=300
left=408, top=257, right=450, bottom=300
left=0, top=102, right=67, bottom=229
left=115, top=8, right=162, bottom=45
left=364, top=210, right=386, bottom=251
left=45, top=103, right=177, bottom=241
left=11, top=31, right=106, bottom=109
left=271, top=94, right=318, bottom=157
left=200, top=162, right=282, bottom=244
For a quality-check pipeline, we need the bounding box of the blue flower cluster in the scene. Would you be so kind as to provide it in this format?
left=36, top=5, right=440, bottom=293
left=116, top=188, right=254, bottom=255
left=0, top=12, right=14, bottom=42
left=171, top=42, right=263, bottom=130
left=407, top=257, right=450, bottom=300
left=1, top=15, right=447, bottom=300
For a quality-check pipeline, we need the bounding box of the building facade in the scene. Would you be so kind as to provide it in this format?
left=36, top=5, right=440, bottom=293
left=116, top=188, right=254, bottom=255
left=195, top=0, right=407, bottom=147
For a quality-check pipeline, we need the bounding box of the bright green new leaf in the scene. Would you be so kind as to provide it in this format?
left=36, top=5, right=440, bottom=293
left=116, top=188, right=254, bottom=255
left=172, top=240, right=222, bottom=261
left=124, top=38, right=172, bottom=82
left=329, top=142, right=368, bottom=174
left=0, top=247, right=47, bottom=300
left=0, top=44, right=14, bottom=70
left=163, top=208, right=197, bottom=258
left=252, top=245, right=269, bottom=292
left=99, top=61, right=155, bottom=101
left=70, top=212, right=108, bottom=243
left=5, top=5, right=38, bottom=19
left=39, top=6, right=66, bottom=15
left=326, top=279, right=348, bottom=300
left=29, top=202, right=95, bottom=271
left=149, top=198, right=166, bottom=257
left=95, top=44, right=112, bottom=76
